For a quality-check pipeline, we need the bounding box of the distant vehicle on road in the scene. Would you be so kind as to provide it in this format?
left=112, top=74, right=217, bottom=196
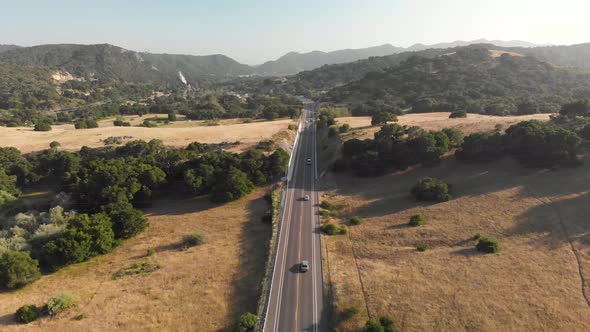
left=300, top=260, right=309, bottom=272
left=306, top=158, right=312, bottom=165
left=303, top=195, right=310, bottom=201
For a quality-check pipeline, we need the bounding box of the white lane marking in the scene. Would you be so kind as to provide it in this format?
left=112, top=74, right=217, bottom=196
left=270, top=114, right=304, bottom=332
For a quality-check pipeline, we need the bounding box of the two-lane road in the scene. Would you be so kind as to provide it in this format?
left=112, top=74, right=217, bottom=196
left=264, top=106, right=324, bottom=331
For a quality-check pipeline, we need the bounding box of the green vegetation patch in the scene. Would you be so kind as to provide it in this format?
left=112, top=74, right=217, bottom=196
left=113, top=261, right=160, bottom=279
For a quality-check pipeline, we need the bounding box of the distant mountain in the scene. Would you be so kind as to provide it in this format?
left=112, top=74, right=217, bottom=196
left=406, top=39, right=540, bottom=52
left=254, top=40, right=542, bottom=76
left=255, top=44, right=404, bottom=76
left=0, top=44, right=254, bottom=87
left=0, top=44, right=21, bottom=53
left=326, top=47, right=590, bottom=113
left=512, top=43, right=590, bottom=71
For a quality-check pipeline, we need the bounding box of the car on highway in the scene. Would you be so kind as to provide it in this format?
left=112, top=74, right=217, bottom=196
left=300, top=260, right=309, bottom=272
left=303, top=195, right=310, bottom=201
left=306, top=158, right=312, bottom=165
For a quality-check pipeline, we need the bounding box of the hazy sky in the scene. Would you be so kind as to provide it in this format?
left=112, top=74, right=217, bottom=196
left=1, top=0, right=589, bottom=64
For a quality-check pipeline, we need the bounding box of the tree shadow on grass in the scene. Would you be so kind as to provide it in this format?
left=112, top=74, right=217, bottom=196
left=216, top=191, right=273, bottom=332
left=0, top=313, right=14, bottom=325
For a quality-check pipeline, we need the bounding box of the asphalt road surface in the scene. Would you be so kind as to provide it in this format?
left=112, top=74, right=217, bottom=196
left=264, top=106, right=326, bottom=331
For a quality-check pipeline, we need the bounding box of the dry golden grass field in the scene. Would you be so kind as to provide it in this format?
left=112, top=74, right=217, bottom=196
left=0, top=117, right=297, bottom=153
left=0, top=189, right=272, bottom=331
left=320, top=150, right=590, bottom=330
left=337, top=112, right=552, bottom=141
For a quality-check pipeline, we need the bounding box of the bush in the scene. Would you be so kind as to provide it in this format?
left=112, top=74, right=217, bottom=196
left=320, top=200, right=337, bottom=211
left=364, top=315, right=396, bottom=332
left=416, top=243, right=428, bottom=252
left=47, top=293, right=78, bottom=315
left=34, top=122, right=52, bottom=131
left=476, top=237, right=499, bottom=253
left=364, top=319, right=385, bottom=332
left=379, top=315, right=396, bottom=332
left=328, top=125, right=339, bottom=137
left=113, top=120, right=131, bottom=126
left=101, top=202, right=147, bottom=239
left=410, top=177, right=452, bottom=202
left=321, top=223, right=339, bottom=235
left=113, top=261, right=160, bottom=279
left=409, top=214, right=425, bottom=226
left=341, top=304, right=360, bottom=320
left=168, top=113, right=177, bottom=121
left=449, top=110, right=467, bottom=118
left=15, top=304, right=41, bottom=324
left=319, top=209, right=331, bottom=217
left=339, top=124, right=350, bottom=133
left=236, top=312, right=257, bottom=332
left=350, top=216, right=363, bottom=225
left=49, top=141, right=61, bottom=149
left=288, top=124, right=297, bottom=130
left=441, top=128, right=464, bottom=148
left=142, top=119, right=157, bottom=128
left=183, top=232, right=206, bottom=248
left=0, top=250, right=41, bottom=289
left=339, top=225, right=349, bottom=235
left=74, top=118, right=98, bottom=129
left=146, top=248, right=156, bottom=256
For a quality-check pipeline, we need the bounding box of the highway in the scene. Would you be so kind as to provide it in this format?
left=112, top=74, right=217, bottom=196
left=263, top=105, right=325, bottom=331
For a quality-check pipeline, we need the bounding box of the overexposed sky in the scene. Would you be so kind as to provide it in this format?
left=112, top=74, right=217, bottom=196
left=1, top=0, right=588, bottom=64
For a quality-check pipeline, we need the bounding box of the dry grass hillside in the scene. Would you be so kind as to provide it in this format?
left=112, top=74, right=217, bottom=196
left=0, top=118, right=296, bottom=153
left=337, top=112, right=551, bottom=140
left=0, top=189, right=272, bottom=331
left=319, top=113, right=589, bottom=331
left=320, top=155, right=590, bottom=331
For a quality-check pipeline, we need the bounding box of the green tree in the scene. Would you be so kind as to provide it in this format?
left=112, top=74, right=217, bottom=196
left=101, top=202, right=147, bottom=239
left=236, top=312, right=257, bottom=332
left=0, top=250, right=41, bottom=289
left=371, top=112, right=397, bottom=126
left=211, top=167, right=254, bottom=203
left=411, top=177, right=452, bottom=202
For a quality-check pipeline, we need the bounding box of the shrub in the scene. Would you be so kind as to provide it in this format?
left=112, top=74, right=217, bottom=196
left=168, top=113, right=177, bottom=121
left=371, top=112, right=397, bottom=126
left=320, top=200, right=337, bottom=211
left=379, top=315, right=396, bottom=332
left=350, top=216, right=363, bottom=225
left=34, top=122, right=52, bottom=131
left=476, top=237, right=499, bottom=253
left=113, top=261, right=160, bottom=279
left=416, top=243, right=428, bottom=252
left=113, top=120, right=131, bottom=127
left=339, top=124, right=350, bottom=133
left=146, top=248, right=156, bottom=256
left=328, top=125, right=339, bottom=137
left=341, top=304, right=360, bottom=320
left=441, top=128, right=464, bottom=148
left=449, top=110, right=467, bottom=118
left=236, top=312, right=257, bottom=332
left=410, top=177, right=452, bottom=202
left=142, top=119, right=157, bottom=128
left=319, top=209, right=331, bottom=217
left=183, top=232, right=205, bottom=248
left=49, top=141, right=61, bottom=149
left=101, top=202, right=147, bottom=239
left=288, top=124, right=297, bottom=130
left=409, top=214, right=425, bottom=226
left=364, top=319, right=385, bottom=332
left=0, top=250, right=41, bottom=289
left=74, top=118, right=98, bottom=129
left=321, top=223, right=339, bottom=235
left=339, top=225, right=349, bottom=235
left=15, top=304, right=41, bottom=324
left=47, top=293, right=78, bottom=315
